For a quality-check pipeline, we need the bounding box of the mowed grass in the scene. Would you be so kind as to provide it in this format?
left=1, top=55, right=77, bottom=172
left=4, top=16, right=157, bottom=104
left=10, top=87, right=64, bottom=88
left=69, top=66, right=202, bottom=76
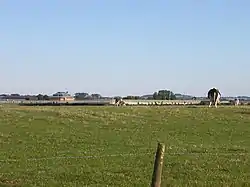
left=0, top=105, right=250, bottom=186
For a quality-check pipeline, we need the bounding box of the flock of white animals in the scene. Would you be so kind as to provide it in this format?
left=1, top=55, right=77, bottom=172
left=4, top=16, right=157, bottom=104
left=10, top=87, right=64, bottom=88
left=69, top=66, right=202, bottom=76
left=115, top=88, right=240, bottom=107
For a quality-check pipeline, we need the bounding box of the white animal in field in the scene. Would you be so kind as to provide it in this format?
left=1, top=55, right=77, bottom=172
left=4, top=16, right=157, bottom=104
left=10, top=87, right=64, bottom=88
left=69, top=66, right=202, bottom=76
left=207, top=88, right=221, bottom=108
left=234, top=98, right=240, bottom=106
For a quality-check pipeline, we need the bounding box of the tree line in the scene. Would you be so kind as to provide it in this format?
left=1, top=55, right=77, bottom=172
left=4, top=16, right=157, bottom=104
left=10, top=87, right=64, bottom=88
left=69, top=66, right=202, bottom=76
left=75, top=90, right=177, bottom=100
left=0, top=89, right=177, bottom=100
left=122, top=90, right=176, bottom=100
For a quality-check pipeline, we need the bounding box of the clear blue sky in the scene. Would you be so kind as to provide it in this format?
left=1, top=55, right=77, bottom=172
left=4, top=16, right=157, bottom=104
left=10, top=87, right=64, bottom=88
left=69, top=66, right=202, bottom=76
left=1, top=0, right=249, bottom=97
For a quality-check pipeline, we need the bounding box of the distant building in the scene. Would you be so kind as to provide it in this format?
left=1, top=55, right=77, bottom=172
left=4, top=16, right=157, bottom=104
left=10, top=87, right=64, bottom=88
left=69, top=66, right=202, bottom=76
left=0, top=94, right=37, bottom=101
left=49, top=92, right=74, bottom=101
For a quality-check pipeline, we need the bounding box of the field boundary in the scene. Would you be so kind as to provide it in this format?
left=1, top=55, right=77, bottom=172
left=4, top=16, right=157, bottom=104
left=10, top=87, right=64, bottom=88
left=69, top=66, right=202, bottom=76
left=1, top=151, right=249, bottom=163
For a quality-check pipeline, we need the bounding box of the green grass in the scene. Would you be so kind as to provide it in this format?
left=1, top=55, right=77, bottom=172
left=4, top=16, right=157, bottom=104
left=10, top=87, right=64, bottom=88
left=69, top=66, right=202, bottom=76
left=0, top=105, right=250, bottom=186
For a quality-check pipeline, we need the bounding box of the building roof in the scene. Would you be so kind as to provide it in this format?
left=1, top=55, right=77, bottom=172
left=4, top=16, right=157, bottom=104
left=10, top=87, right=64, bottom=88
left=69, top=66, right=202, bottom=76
left=52, top=92, right=71, bottom=97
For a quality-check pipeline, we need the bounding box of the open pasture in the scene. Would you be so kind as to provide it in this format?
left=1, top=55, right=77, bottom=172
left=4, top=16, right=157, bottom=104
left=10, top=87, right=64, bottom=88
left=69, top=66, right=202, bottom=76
left=0, top=105, right=250, bottom=186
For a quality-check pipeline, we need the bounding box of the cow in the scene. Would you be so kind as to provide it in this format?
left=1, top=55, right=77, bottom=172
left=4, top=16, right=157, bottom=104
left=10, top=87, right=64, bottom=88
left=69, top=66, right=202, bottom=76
left=115, top=98, right=126, bottom=106
left=207, top=88, right=221, bottom=108
left=234, top=98, right=240, bottom=106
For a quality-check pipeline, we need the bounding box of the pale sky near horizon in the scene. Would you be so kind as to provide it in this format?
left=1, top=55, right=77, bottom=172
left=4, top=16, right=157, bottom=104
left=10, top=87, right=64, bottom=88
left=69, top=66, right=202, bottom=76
left=1, top=1, right=249, bottom=97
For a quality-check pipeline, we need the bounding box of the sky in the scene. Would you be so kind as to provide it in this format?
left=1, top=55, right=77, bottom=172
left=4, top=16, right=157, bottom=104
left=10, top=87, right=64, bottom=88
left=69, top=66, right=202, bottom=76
left=0, top=0, right=249, bottom=97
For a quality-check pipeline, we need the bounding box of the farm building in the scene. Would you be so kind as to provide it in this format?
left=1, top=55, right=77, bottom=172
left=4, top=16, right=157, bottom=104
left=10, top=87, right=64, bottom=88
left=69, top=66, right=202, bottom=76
left=49, top=92, right=75, bottom=101
left=0, top=94, right=38, bottom=101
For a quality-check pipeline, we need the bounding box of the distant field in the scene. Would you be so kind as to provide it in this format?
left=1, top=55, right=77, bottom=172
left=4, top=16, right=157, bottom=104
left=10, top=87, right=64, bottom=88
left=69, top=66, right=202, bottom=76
left=0, top=105, right=250, bottom=186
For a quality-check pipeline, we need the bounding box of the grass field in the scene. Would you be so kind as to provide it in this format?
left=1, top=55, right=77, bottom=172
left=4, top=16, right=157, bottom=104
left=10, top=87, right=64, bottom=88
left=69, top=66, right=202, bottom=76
left=0, top=105, right=250, bottom=186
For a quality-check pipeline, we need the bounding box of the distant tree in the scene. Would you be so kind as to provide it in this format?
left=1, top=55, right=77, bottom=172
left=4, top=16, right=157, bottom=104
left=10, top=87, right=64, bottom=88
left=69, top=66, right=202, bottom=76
left=37, top=94, right=44, bottom=100
left=75, top=92, right=89, bottom=100
left=153, top=90, right=176, bottom=100
left=169, top=90, right=176, bottom=100
left=43, top=95, right=49, bottom=100
left=25, top=95, right=37, bottom=101
left=11, top=94, right=20, bottom=96
left=114, top=96, right=122, bottom=100
left=153, top=92, right=158, bottom=100
left=123, top=96, right=140, bottom=100
left=158, top=90, right=168, bottom=100
left=91, top=94, right=102, bottom=99
left=134, top=96, right=140, bottom=100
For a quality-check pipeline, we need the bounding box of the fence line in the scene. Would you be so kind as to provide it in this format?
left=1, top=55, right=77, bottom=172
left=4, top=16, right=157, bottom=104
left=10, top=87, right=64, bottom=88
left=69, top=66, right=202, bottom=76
left=0, top=152, right=154, bottom=163
left=0, top=151, right=249, bottom=163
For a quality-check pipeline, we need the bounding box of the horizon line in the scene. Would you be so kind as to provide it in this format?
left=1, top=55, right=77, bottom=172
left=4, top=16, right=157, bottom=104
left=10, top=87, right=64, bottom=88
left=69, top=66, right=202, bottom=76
left=0, top=92, right=249, bottom=98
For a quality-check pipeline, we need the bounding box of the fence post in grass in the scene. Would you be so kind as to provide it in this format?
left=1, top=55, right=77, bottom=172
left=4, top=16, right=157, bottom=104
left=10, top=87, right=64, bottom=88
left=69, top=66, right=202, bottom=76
left=151, top=142, right=165, bottom=187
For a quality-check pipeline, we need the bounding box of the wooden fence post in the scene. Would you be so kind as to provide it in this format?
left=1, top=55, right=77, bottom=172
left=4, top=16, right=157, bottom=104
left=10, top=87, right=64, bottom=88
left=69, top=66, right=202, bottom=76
left=151, top=142, right=165, bottom=187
